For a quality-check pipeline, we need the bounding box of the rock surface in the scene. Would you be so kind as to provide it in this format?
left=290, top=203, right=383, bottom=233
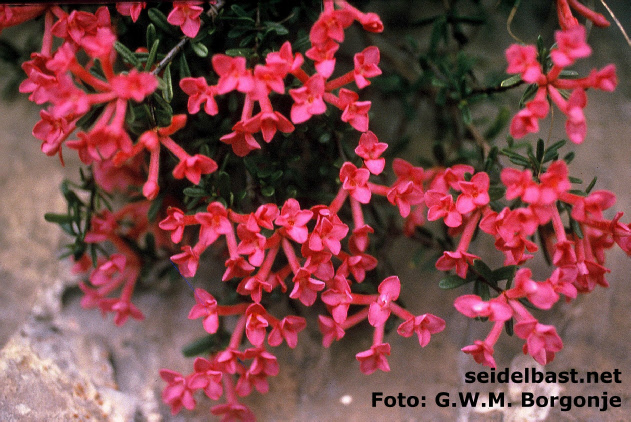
left=1, top=3, right=631, bottom=421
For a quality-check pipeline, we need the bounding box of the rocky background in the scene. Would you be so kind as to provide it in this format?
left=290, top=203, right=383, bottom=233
left=1, top=2, right=631, bottom=421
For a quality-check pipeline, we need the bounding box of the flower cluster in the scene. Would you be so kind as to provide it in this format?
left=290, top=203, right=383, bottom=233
left=506, top=24, right=617, bottom=144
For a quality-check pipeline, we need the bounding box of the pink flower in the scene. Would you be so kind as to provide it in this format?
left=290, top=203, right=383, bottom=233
left=397, top=314, right=446, bottom=347
left=81, top=27, right=117, bottom=59
left=339, top=88, right=371, bottom=132
left=436, top=250, right=479, bottom=278
left=321, top=275, right=353, bottom=323
left=268, top=315, right=307, bottom=348
left=159, top=206, right=187, bottom=243
left=188, top=288, right=219, bottom=334
left=212, top=54, right=254, bottom=94
left=179, top=77, right=219, bottom=115
left=172, top=153, right=218, bottom=184
left=355, top=343, right=391, bottom=375
left=190, top=357, right=223, bottom=400
left=305, top=39, right=339, bottom=78
left=388, top=181, right=425, bottom=219
left=242, top=110, right=294, bottom=143
left=253, top=203, right=279, bottom=230
left=211, top=402, right=255, bottom=422
left=252, top=63, right=286, bottom=98
left=571, top=190, right=616, bottom=222
left=344, top=253, right=378, bottom=283
left=90, top=253, right=126, bottom=286
left=510, top=108, right=539, bottom=139
left=454, top=295, right=513, bottom=321
left=237, top=274, right=273, bottom=303
left=551, top=25, right=592, bottom=67
left=275, top=198, right=313, bottom=243
left=309, top=8, right=354, bottom=45
left=359, top=12, right=384, bottom=33
left=514, top=319, right=563, bottom=365
left=505, top=44, right=542, bottom=83
left=340, top=162, right=371, bottom=203
left=32, top=109, right=72, bottom=157
left=349, top=224, right=374, bottom=254
left=355, top=131, right=387, bottom=175
left=245, top=304, right=269, bottom=346
left=501, top=168, right=534, bottom=200
left=548, top=266, right=578, bottom=300
left=265, top=41, right=304, bottom=75
left=505, top=268, right=559, bottom=310
left=318, top=315, right=346, bottom=347
left=462, top=340, right=496, bottom=368
left=456, top=172, right=490, bottom=214
left=167, top=1, right=204, bottom=38
left=424, top=190, right=462, bottom=227
left=353, top=46, right=382, bottom=88
left=116, top=2, right=146, bottom=22
left=171, top=245, right=200, bottom=277
left=290, top=268, right=325, bottom=306
left=195, top=202, right=232, bottom=247
left=100, top=299, right=145, bottom=326
left=368, top=276, right=400, bottom=327
left=220, top=121, right=261, bottom=157
left=236, top=224, right=267, bottom=267
left=159, top=369, right=196, bottom=415
left=52, top=10, right=99, bottom=45
left=564, top=88, right=587, bottom=144
left=308, top=214, right=349, bottom=255
left=222, top=256, right=255, bottom=281
left=289, top=74, right=327, bottom=124
left=593, top=64, right=617, bottom=92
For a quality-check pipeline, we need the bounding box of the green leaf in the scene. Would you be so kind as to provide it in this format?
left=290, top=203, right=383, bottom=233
left=563, top=151, right=575, bottom=164
left=472, top=259, right=493, bottom=281
left=570, top=216, right=584, bottom=239
left=145, top=39, right=160, bottom=70
left=147, top=195, right=163, bottom=222
left=44, top=213, right=74, bottom=224
left=585, top=176, right=597, bottom=194
left=542, top=140, right=566, bottom=163
left=261, top=186, right=275, bottom=197
left=488, top=186, right=506, bottom=201
left=230, top=4, right=252, bottom=18
left=474, top=280, right=490, bottom=301
left=484, top=107, right=511, bottom=140
left=178, top=51, right=191, bottom=78
left=148, top=8, right=179, bottom=36
left=536, top=139, right=544, bottom=163
left=225, top=48, right=252, bottom=57
left=569, top=176, right=582, bottom=184
left=500, top=74, right=522, bottom=88
left=191, top=42, right=209, bottom=58
left=504, top=318, right=514, bottom=336
left=460, top=102, right=472, bottom=125
left=438, top=274, right=468, bottom=289
left=264, top=21, right=289, bottom=36
left=114, top=41, right=140, bottom=67
left=491, top=265, right=516, bottom=282
left=183, top=186, right=207, bottom=197
left=146, top=23, right=157, bottom=49
left=163, top=63, right=173, bottom=102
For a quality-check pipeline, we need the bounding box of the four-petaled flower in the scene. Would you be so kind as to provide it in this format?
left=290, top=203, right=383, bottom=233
left=368, top=276, right=400, bottom=326
left=188, top=288, right=219, bottom=333
left=397, top=314, right=446, bottom=347
left=355, top=343, right=391, bottom=375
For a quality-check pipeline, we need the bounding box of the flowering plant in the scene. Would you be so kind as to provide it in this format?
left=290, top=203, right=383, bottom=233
left=1, top=0, right=629, bottom=419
